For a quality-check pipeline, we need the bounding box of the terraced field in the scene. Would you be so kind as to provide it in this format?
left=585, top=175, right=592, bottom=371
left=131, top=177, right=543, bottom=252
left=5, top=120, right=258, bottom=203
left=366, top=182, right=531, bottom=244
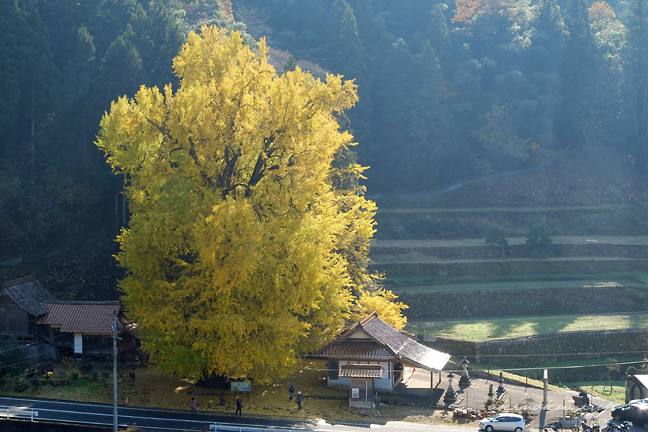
left=367, top=151, right=648, bottom=373
left=406, top=311, right=648, bottom=341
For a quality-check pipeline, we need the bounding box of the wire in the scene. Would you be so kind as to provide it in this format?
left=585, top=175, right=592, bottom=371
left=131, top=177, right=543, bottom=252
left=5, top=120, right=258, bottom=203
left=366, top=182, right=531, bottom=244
left=469, top=350, right=648, bottom=357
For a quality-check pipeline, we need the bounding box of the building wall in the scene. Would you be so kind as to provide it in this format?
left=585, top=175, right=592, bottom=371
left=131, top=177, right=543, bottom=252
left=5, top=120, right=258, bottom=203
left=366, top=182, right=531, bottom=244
left=626, top=378, right=648, bottom=403
left=326, top=360, right=396, bottom=391
left=0, top=295, right=32, bottom=338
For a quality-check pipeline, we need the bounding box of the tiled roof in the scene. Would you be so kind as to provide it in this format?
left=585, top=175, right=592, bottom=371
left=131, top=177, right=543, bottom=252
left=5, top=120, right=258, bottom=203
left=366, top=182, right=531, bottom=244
left=360, top=313, right=450, bottom=371
left=316, top=341, right=393, bottom=360
left=1, top=275, right=58, bottom=316
left=42, top=302, right=121, bottom=334
left=339, top=364, right=384, bottom=379
left=315, top=312, right=450, bottom=372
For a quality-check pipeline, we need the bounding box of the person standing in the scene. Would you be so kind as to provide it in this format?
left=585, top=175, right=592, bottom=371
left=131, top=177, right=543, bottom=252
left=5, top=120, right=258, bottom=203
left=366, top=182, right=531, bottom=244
left=296, top=391, right=303, bottom=410
left=235, top=396, right=242, bottom=416
left=190, top=397, right=197, bottom=414
left=289, top=383, right=295, bottom=401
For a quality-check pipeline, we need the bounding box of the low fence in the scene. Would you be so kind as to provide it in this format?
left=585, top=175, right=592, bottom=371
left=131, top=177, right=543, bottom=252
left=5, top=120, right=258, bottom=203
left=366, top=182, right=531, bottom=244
left=210, top=424, right=311, bottom=432
left=0, top=408, right=38, bottom=421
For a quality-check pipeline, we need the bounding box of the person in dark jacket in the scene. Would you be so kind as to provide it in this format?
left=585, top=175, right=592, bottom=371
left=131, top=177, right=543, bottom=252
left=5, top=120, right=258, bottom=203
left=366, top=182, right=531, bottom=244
left=296, top=391, right=303, bottom=409
left=235, top=396, right=242, bottom=416
left=289, top=383, right=295, bottom=401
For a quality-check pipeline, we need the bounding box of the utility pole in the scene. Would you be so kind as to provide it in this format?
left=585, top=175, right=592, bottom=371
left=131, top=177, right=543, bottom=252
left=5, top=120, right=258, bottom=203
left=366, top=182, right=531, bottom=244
left=543, top=369, right=548, bottom=408
left=113, top=311, right=118, bottom=432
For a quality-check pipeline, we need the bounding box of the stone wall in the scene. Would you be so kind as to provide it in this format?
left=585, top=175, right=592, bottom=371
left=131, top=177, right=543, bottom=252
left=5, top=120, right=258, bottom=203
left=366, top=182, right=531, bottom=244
left=373, top=207, right=648, bottom=240
left=372, top=244, right=648, bottom=260
left=372, top=259, right=648, bottom=278
left=399, top=286, right=648, bottom=319
left=423, top=329, right=648, bottom=381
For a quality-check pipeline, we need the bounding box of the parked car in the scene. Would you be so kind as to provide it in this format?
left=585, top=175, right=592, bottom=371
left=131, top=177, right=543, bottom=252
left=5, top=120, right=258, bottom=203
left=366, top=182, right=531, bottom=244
left=479, top=413, right=525, bottom=432
left=611, top=402, right=648, bottom=429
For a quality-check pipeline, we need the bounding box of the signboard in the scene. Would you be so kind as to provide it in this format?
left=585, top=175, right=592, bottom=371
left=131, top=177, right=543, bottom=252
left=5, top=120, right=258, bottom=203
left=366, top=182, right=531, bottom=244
left=351, top=388, right=359, bottom=399
left=231, top=381, right=252, bottom=392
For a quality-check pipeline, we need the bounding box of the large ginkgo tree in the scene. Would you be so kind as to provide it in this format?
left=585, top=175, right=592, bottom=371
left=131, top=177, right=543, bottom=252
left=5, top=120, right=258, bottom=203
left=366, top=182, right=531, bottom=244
left=96, top=26, right=405, bottom=381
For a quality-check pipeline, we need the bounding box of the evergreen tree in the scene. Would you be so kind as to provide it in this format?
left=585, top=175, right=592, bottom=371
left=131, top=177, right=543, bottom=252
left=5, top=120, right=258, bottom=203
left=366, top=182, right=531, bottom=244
left=425, top=3, right=452, bottom=71
left=14, top=5, right=60, bottom=173
left=283, top=54, right=297, bottom=72
left=405, top=41, right=453, bottom=189
left=326, top=0, right=374, bottom=175
left=371, top=39, right=417, bottom=190
left=62, top=25, right=97, bottom=174
left=326, top=0, right=367, bottom=80
left=623, top=0, right=648, bottom=175
left=354, top=0, right=377, bottom=56
left=128, top=0, right=184, bottom=88
left=0, top=0, right=29, bottom=137
left=558, top=0, right=599, bottom=146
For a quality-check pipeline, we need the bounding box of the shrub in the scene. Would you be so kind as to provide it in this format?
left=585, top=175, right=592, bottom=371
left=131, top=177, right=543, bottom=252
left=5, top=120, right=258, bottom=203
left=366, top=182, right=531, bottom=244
left=0, top=338, right=29, bottom=379
left=485, top=398, right=505, bottom=409
left=79, top=359, right=93, bottom=375
left=526, top=223, right=552, bottom=258
left=485, top=226, right=509, bottom=258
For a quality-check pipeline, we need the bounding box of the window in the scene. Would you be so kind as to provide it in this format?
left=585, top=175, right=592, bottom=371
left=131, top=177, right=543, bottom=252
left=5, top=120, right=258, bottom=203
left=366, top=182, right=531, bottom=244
left=328, top=361, right=338, bottom=380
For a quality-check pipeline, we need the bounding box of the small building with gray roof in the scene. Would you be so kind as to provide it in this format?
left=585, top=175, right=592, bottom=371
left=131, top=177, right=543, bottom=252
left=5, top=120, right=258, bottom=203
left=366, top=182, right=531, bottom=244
left=313, top=312, right=450, bottom=407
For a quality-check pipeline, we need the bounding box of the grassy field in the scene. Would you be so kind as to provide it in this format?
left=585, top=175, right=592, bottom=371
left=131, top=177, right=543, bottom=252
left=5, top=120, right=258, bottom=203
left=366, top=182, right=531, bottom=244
left=0, top=360, right=471, bottom=425
left=406, top=312, right=648, bottom=341
left=390, top=279, right=636, bottom=293
left=0, top=360, right=361, bottom=421
left=565, top=381, right=627, bottom=404
left=372, top=255, right=648, bottom=264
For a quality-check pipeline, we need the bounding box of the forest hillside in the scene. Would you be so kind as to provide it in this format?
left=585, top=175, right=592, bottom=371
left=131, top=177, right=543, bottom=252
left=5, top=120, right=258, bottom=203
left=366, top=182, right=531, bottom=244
left=2, top=0, right=648, bottom=298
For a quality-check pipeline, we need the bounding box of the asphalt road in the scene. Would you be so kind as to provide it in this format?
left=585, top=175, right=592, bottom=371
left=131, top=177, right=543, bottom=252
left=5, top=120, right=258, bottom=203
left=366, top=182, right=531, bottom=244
left=0, top=396, right=476, bottom=432
left=9, top=395, right=640, bottom=432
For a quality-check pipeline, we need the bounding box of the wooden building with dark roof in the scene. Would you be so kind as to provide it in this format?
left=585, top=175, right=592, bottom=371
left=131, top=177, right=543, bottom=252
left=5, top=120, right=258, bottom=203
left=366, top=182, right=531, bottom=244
left=1, top=275, right=138, bottom=360
left=313, top=312, right=450, bottom=407
left=0, top=275, right=58, bottom=341
left=42, top=301, right=129, bottom=358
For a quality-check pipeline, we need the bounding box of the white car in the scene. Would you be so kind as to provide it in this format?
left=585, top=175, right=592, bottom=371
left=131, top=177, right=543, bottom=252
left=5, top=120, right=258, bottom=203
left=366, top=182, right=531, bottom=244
left=479, top=413, right=525, bottom=432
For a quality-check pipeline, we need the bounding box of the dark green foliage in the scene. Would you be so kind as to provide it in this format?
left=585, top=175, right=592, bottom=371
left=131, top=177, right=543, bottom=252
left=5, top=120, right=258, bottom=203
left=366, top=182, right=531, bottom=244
left=526, top=223, right=553, bottom=258
left=283, top=54, right=296, bottom=72
left=0, top=338, right=29, bottom=379
left=623, top=0, right=648, bottom=178
left=0, top=0, right=242, bottom=290
left=557, top=0, right=600, bottom=146
left=79, top=358, right=94, bottom=376
left=485, top=226, right=509, bottom=258
left=0, top=0, right=643, bottom=292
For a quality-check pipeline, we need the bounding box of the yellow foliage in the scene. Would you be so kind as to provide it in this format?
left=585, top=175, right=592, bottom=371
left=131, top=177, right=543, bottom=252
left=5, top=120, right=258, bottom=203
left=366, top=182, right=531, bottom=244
left=353, top=288, right=408, bottom=330
left=96, top=27, right=404, bottom=382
